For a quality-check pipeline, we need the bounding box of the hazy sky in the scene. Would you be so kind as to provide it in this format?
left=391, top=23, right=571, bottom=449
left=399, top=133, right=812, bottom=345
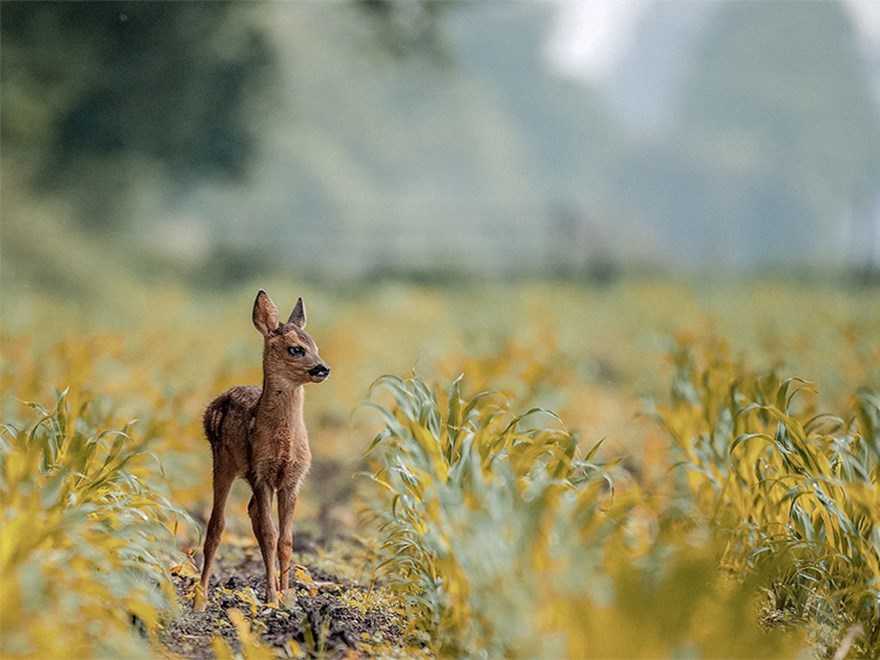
left=547, top=0, right=880, bottom=81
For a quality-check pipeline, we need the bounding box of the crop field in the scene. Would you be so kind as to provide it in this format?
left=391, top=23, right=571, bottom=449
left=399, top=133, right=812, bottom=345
left=1, top=277, right=879, bottom=658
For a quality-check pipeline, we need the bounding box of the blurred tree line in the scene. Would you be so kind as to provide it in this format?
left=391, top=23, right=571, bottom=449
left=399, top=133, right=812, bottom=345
left=0, top=0, right=445, bottom=229
left=1, top=1, right=272, bottom=226
left=1, top=0, right=878, bottom=281
left=615, top=0, right=880, bottom=267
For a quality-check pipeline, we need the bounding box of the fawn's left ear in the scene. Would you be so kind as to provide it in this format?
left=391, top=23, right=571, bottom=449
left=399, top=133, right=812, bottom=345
left=287, top=297, right=307, bottom=328
left=253, top=289, right=280, bottom=337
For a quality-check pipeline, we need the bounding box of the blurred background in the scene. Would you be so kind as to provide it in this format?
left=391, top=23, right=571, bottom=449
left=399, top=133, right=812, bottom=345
left=3, top=0, right=879, bottom=293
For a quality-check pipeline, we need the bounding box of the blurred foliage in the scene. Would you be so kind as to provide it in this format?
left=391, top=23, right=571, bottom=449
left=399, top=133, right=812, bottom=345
left=0, top=390, right=193, bottom=656
left=356, top=0, right=455, bottom=59
left=362, top=372, right=806, bottom=657
left=0, top=0, right=273, bottom=227
left=656, top=340, right=880, bottom=655
left=2, top=278, right=877, bottom=494
left=0, top=318, right=260, bottom=520
left=616, top=0, right=880, bottom=265
left=363, top=354, right=880, bottom=656
left=0, top=0, right=453, bottom=232
left=5, top=1, right=877, bottom=272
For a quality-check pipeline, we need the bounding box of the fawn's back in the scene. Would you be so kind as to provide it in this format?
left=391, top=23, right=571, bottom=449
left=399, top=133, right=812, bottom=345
left=203, top=385, right=261, bottom=478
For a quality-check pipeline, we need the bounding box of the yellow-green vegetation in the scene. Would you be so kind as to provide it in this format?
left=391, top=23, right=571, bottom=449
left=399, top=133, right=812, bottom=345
left=0, top=390, right=192, bottom=657
left=658, top=342, right=880, bottom=654
left=1, top=278, right=878, bottom=657
left=364, top=347, right=880, bottom=657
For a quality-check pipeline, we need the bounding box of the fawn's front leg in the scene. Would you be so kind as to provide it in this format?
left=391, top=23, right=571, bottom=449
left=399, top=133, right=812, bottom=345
left=248, top=484, right=279, bottom=604
left=277, top=486, right=298, bottom=591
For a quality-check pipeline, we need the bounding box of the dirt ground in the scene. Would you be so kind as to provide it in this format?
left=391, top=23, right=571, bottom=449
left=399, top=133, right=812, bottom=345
left=161, top=532, right=415, bottom=658
left=161, top=460, right=420, bottom=658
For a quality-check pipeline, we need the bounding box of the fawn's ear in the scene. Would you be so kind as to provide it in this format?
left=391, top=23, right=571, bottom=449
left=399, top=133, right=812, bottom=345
left=287, top=297, right=307, bottom=328
left=252, top=290, right=280, bottom=337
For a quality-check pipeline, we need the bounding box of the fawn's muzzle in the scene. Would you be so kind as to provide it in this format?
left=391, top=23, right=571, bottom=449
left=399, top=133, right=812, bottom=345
left=308, top=364, right=330, bottom=381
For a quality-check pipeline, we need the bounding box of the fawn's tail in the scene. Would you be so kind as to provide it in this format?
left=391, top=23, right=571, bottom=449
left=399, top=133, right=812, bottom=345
left=202, top=394, right=229, bottom=451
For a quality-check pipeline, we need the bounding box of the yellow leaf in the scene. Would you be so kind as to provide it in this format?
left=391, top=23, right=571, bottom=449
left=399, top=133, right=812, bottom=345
left=170, top=561, right=200, bottom=579
left=227, top=608, right=275, bottom=660
left=293, top=565, right=314, bottom=583
left=211, top=635, right=235, bottom=660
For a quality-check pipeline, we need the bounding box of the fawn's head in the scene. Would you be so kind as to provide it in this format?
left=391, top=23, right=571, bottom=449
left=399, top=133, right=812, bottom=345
left=252, top=290, right=330, bottom=387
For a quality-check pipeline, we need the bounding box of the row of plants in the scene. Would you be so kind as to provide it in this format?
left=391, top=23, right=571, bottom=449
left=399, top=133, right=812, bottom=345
left=363, top=342, right=879, bottom=657
left=657, top=341, right=880, bottom=654
left=0, top=390, right=193, bottom=656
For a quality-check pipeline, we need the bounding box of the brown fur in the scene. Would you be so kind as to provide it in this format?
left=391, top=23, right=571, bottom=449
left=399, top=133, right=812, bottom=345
left=194, top=290, right=330, bottom=610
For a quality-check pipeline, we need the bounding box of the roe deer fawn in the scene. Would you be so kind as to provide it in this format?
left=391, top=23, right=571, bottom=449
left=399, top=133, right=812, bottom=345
left=194, top=290, right=330, bottom=611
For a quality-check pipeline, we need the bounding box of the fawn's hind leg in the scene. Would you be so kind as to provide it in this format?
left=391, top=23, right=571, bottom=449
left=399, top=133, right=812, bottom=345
left=195, top=467, right=235, bottom=611
left=277, top=486, right=298, bottom=591
left=248, top=483, right=279, bottom=604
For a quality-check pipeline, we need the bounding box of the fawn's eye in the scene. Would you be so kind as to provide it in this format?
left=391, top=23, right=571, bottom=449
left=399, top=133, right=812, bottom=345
left=288, top=346, right=305, bottom=358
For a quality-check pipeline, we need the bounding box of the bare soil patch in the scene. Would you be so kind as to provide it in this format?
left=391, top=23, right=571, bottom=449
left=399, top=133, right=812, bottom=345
left=161, top=458, right=416, bottom=658
left=162, top=532, right=411, bottom=658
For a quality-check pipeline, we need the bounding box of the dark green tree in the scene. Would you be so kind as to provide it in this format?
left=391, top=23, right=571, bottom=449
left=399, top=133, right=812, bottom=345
left=1, top=1, right=274, bottom=227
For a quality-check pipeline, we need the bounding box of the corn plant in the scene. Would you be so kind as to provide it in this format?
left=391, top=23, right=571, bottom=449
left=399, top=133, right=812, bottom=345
left=655, top=341, right=880, bottom=655
left=0, top=390, right=194, bottom=657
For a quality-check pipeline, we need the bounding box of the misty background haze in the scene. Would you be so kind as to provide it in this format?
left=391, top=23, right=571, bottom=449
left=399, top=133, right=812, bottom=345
left=3, top=0, right=880, bottom=289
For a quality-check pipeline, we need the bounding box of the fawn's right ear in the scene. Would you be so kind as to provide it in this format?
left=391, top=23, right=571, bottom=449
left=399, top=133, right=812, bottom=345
left=252, top=289, right=280, bottom=337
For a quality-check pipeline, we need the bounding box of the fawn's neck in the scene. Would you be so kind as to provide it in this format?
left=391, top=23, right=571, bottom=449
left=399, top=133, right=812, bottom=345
left=256, top=374, right=305, bottom=433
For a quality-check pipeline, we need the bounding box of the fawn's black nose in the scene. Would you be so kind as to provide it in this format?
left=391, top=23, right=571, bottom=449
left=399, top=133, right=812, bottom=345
left=308, top=364, right=330, bottom=380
